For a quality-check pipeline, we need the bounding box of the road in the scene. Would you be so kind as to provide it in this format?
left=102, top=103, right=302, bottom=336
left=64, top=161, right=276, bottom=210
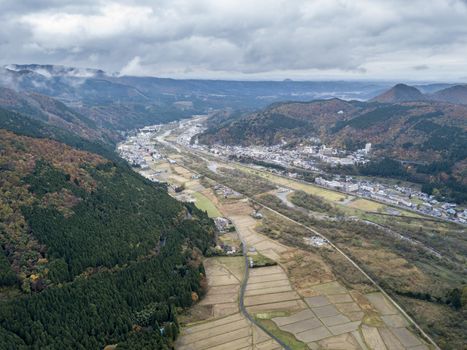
left=237, top=229, right=291, bottom=350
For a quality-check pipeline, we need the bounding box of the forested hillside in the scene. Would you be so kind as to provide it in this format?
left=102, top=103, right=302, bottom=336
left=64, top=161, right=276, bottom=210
left=0, top=87, right=116, bottom=142
left=0, top=126, right=216, bottom=348
left=0, top=108, right=117, bottom=161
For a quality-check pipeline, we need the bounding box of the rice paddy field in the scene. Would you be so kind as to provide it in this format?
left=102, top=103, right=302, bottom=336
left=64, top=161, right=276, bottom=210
left=142, top=146, right=446, bottom=349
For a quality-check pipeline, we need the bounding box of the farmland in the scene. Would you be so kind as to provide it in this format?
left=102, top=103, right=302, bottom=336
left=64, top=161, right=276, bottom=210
left=193, top=191, right=222, bottom=218
left=125, top=130, right=456, bottom=349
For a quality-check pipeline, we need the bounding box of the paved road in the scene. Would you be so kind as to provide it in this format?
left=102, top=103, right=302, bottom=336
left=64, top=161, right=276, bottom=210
left=237, top=229, right=291, bottom=350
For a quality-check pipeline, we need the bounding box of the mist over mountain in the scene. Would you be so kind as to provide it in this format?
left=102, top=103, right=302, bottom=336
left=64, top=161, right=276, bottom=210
left=431, top=84, right=467, bottom=105
left=0, top=64, right=395, bottom=126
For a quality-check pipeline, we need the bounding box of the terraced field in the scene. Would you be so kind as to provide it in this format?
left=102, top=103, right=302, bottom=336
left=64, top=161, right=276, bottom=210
left=226, top=202, right=430, bottom=349
left=245, top=266, right=306, bottom=314
left=177, top=313, right=281, bottom=350
left=270, top=282, right=429, bottom=349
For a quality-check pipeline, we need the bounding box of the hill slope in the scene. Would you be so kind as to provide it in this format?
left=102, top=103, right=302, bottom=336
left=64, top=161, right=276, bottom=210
left=0, top=108, right=118, bottom=161
left=431, top=84, right=467, bottom=105
left=0, top=87, right=121, bottom=142
left=0, top=118, right=215, bottom=348
left=370, top=83, right=426, bottom=103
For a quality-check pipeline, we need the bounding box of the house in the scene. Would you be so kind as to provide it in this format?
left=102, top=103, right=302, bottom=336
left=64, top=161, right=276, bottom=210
left=345, top=183, right=359, bottom=192
left=213, top=217, right=231, bottom=232
left=251, top=211, right=263, bottom=219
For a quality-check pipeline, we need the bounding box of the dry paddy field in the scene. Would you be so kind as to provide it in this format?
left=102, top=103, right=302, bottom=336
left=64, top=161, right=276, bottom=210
left=177, top=256, right=283, bottom=350
left=173, top=160, right=432, bottom=350
left=268, top=280, right=431, bottom=350
left=245, top=265, right=306, bottom=315
left=198, top=257, right=244, bottom=318
left=228, top=213, right=289, bottom=262
left=176, top=313, right=282, bottom=350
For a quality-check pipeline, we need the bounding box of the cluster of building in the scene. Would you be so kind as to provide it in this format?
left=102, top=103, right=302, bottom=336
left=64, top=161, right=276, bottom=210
left=315, top=176, right=466, bottom=224
left=213, top=217, right=234, bottom=233
left=213, top=184, right=240, bottom=198
left=117, top=126, right=163, bottom=169
left=174, top=118, right=372, bottom=170
left=316, top=143, right=371, bottom=166
left=315, top=177, right=359, bottom=192
left=189, top=139, right=371, bottom=170
left=303, top=236, right=329, bottom=247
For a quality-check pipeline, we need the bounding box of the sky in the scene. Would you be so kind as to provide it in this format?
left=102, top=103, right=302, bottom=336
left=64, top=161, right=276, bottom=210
left=1, top=0, right=467, bottom=81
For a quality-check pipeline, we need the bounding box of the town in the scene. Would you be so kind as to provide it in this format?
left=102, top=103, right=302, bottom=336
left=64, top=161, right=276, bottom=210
left=118, top=118, right=467, bottom=226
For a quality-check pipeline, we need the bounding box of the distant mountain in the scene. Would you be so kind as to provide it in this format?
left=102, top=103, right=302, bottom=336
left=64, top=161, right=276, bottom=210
left=414, top=83, right=458, bottom=94
left=371, top=83, right=426, bottom=103
left=430, top=85, right=467, bottom=105
left=369, top=83, right=467, bottom=105
left=4, top=63, right=106, bottom=78
left=0, top=64, right=398, bottom=130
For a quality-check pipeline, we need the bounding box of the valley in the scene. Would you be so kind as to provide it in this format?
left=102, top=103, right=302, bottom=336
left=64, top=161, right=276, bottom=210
left=1, top=2, right=467, bottom=348
left=118, top=120, right=467, bottom=349
left=0, top=73, right=465, bottom=349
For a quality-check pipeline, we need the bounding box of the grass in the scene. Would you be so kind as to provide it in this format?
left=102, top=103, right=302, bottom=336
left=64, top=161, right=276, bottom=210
left=362, top=312, right=385, bottom=327
left=255, top=318, right=309, bottom=350
left=347, top=198, right=385, bottom=211
left=255, top=311, right=290, bottom=319
left=248, top=252, right=277, bottom=268
left=234, top=164, right=346, bottom=202
left=192, top=192, right=222, bottom=218
left=218, top=233, right=241, bottom=247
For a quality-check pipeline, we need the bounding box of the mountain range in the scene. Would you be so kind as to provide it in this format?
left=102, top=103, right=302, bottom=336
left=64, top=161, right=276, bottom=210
left=0, top=64, right=396, bottom=131
left=371, top=83, right=467, bottom=104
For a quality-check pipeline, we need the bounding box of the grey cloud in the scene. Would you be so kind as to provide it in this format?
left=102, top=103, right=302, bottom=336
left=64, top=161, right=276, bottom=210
left=0, top=0, right=467, bottom=81
left=413, top=65, right=429, bottom=71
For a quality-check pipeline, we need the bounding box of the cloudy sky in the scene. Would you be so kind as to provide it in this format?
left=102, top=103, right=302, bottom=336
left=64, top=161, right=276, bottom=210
left=1, top=0, right=467, bottom=81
